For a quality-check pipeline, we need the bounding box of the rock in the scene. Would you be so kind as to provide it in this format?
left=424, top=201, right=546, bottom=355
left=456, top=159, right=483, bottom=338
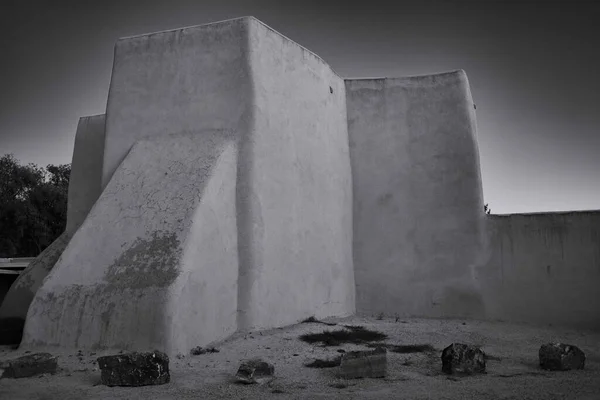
left=0, top=352, right=58, bottom=378
left=539, top=343, right=585, bottom=371
left=441, top=343, right=486, bottom=375
left=97, top=351, right=170, bottom=387
left=190, top=346, right=219, bottom=355
left=339, top=347, right=387, bottom=379
left=235, top=358, right=274, bottom=384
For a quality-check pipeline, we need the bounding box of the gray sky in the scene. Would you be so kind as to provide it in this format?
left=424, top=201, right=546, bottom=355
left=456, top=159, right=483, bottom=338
left=1, top=0, right=599, bottom=214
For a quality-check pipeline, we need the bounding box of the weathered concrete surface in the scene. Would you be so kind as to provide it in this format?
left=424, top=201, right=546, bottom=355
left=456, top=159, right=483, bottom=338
left=478, top=211, right=600, bottom=329
left=0, top=232, right=70, bottom=320
left=237, top=18, right=354, bottom=330
left=346, top=72, right=486, bottom=319
left=22, top=133, right=239, bottom=355
left=66, top=114, right=106, bottom=235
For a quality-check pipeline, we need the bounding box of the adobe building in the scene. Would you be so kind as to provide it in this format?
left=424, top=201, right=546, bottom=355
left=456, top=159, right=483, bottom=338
left=1, top=17, right=598, bottom=355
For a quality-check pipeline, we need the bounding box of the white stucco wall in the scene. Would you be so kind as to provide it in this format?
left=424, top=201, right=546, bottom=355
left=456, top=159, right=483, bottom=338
left=479, top=212, right=600, bottom=330
left=237, top=19, right=355, bottom=329
left=346, top=72, right=487, bottom=319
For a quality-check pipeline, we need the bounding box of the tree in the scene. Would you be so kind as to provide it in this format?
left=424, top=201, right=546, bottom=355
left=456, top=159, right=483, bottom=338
left=0, top=154, right=70, bottom=257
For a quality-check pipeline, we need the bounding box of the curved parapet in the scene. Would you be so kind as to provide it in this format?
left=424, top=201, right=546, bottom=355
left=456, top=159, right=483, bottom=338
left=346, top=71, right=486, bottom=319
left=22, top=132, right=239, bottom=355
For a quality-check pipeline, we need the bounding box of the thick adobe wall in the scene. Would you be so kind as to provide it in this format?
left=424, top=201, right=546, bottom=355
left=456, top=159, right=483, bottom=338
left=346, top=72, right=486, bottom=319
left=22, top=133, right=239, bottom=355
left=67, top=114, right=106, bottom=236
left=479, top=212, right=600, bottom=330
left=237, top=19, right=355, bottom=329
left=103, top=16, right=354, bottom=332
left=22, top=16, right=355, bottom=353
left=0, top=114, right=106, bottom=321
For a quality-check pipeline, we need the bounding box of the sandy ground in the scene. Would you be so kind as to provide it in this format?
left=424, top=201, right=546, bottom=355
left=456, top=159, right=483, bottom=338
left=1, top=316, right=599, bottom=399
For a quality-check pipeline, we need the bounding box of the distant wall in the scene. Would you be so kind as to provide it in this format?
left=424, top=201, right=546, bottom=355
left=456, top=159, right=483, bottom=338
left=67, top=114, right=106, bottom=235
left=238, top=19, right=354, bottom=329
left=479, top=212, right=600, bottom=330
left=346, top=72, right=487, bottom=319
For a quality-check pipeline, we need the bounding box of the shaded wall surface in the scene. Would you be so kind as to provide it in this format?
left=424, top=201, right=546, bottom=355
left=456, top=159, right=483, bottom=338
left=479, top=212, right=600, bottom=330
left=346, top=73, right=486, bottom=319
left=66, top=114, right=106, bottom=236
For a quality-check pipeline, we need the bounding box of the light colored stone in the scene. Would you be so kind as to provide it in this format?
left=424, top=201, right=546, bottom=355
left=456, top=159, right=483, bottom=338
left=339, top=347, right=387, bottom=379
